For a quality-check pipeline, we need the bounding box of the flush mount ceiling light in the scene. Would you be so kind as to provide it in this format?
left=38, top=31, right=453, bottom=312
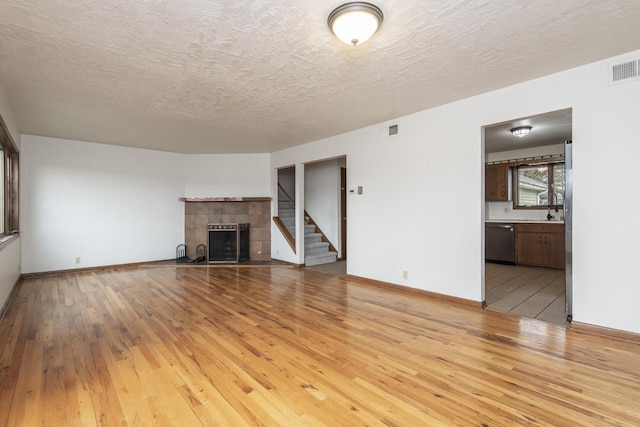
left=510, top=126, right=533, bottom=138
left=328, top=2, right=384, bottom=46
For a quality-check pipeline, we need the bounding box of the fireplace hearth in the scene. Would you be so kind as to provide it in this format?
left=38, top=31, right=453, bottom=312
left=208, top=223, right=250, bottom=263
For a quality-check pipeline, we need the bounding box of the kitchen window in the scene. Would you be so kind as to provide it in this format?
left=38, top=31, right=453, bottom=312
left=514, top=162, right=565, bottom=209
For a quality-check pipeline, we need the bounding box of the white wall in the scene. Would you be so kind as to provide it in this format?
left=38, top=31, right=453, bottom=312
left=0, top=238, right=20, bottom=313
left=20, top=136, right=272, bottom=274
left=272, top=49, right=640, bottom=334
left=20, top=135, right=185, bottom=273
left=183, top=154, right=270, bottom=197
left=305, top=158, right=341, bottom=256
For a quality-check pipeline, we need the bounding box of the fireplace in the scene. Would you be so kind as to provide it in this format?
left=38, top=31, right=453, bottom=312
left=182, top=197, right=270, bottom=261
left=208, top=223, right=250, bottom=263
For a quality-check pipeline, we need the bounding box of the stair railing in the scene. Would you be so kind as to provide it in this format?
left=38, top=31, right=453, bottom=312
left=278, top=183, right=295, bottom=209
left=274, top=183, right=296, bottom=253
left=274, top=182, right=339, bottom=259
left=304, top=210, right=339, bottom=256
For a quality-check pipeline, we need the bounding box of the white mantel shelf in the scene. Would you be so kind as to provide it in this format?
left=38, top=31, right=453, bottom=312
left=179, top=197, right=271, bottom=202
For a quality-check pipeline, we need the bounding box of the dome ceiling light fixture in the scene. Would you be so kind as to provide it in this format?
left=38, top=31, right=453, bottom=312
left=328, top=2, right=384, bottom=46
left=511, top=126, right=533, bottom=138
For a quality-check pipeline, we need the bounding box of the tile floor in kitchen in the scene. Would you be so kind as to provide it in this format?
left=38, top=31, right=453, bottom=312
left=485, top=262, right=568, bottom=326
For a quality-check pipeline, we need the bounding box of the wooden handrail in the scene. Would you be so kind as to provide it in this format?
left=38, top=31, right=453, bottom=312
left=304, top=210, right=338, bottom=255
left=276, top=182, right=338, bottom=258
left=273, top=216, right=296, bottom=254
left=277, top=183, right=295, bottom=209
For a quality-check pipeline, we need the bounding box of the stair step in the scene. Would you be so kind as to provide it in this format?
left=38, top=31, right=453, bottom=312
left=304, top=224, right=316, bottom=233
left=305, top=252, right=338, bottom=266
left=306, top=247, right=330, bottom=256
left=305, top=233, right=322, bottom=244
left=305, top=241, right=329, bottom=249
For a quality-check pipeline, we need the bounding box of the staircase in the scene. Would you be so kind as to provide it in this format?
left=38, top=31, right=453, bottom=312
left=277, top=200, right=337, bottom=266
left=278, top=200, right=297, bottom=239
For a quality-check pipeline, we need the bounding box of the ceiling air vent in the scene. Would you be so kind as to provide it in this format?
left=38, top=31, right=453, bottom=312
left=609, top=59, right=639, bottom=85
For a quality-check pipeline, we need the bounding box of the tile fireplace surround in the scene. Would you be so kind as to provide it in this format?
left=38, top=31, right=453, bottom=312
left=182, top=197, right=271, bottom=262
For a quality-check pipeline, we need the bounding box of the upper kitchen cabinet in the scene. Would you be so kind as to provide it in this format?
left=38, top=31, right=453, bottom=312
left=485, top=164, right=511, bottom=202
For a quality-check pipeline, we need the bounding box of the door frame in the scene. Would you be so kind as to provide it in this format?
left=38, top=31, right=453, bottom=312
left=340, top=167, right=347, bottom=261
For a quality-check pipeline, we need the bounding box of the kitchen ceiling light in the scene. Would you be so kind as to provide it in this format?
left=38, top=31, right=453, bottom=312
left=511, top=126, right=533, bottom=137
left=328, top=2, right=384, bottom=46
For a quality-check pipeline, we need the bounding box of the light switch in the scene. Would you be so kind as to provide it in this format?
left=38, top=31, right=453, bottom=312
left=357, top=186, right=363, bottom=195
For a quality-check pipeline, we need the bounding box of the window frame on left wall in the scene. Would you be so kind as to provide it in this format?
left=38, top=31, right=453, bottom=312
left=0, top=114, right=19, bottom=238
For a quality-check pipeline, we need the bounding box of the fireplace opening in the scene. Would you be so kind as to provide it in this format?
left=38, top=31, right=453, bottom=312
left=208, top=223, right=250, bottom=263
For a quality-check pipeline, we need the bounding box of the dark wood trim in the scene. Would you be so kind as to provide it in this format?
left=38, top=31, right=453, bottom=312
left=7, top=153, right=19, bottom=232
left=0, top=276, right=21, bottom=323
left=345, top=274, right=484, bottom=309
left=0, top=114, right=18, bottom=153
left=272, top=216, right=296, bottom=254
left=19, top=259, right=175, bottom=279
left=1, top=114, right=19, bottom=235
left=270, top=258, right=304, bottom=268
left=179, top=197, right=271, bottom=202
left=571, top=321, right=640, bottom=344
left=340, top=167, right=347, bottom=261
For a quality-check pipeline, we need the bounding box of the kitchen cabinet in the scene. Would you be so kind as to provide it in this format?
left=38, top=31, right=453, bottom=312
left=485, top=164, right=510, bottom=201
left=515, top=223, right=565, bottom=269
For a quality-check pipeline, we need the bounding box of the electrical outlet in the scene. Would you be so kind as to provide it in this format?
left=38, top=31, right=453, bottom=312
left=75, top=257, right=81, bottom=264
left=276, top=249, right=280, bottom=255
left=403, top=270, right=409, bottom=280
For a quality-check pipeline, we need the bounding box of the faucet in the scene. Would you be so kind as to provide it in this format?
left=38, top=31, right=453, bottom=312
left=547, top=193, right=559, bottom=220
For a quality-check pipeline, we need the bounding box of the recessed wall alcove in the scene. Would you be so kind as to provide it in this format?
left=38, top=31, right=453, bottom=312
left=181, top=197, right=271, bottom=262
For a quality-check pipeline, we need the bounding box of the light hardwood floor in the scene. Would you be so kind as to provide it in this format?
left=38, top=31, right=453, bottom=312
left=485, top=263, right=568, bottom=326
left=1, top=265, right=639, bottom=426
left=305, top=260, right=346, bottom=276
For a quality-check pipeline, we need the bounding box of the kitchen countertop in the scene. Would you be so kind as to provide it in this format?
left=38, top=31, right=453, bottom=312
left=485, top=219, right=564, bottom=224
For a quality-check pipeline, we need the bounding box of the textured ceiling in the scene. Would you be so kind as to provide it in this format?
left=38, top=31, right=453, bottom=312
left=0, top=1, right=639, bottom=154
left=485, top=109, right=572, bottom=154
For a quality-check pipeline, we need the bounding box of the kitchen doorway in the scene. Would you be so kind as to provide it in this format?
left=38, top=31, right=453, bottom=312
left=482, top=109, right=572, bottom=326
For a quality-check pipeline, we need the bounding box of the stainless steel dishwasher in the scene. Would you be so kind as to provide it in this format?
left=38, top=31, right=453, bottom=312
left=485, top=222, right=515, bottom=264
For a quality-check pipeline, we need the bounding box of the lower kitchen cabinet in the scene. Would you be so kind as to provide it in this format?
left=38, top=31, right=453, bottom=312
left=515, top=223, right=565, bottom=269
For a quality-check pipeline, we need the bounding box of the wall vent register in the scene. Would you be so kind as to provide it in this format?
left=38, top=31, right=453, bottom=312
left=610, top=58, right=639, bottom=85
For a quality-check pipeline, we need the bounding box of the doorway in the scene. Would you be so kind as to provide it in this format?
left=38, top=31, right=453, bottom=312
left=341, top=167, right=347, bottom=261
left=482, top=109, right=572, bottom=326
left=303, top=156, right=347, bottom=269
